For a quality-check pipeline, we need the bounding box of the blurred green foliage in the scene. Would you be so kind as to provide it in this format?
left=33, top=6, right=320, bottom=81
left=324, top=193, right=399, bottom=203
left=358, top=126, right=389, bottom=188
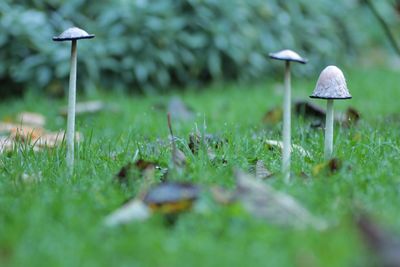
left=0, top=0, right=398, bottom=95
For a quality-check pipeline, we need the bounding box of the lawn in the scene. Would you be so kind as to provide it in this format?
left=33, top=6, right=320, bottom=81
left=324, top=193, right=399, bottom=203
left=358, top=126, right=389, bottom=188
left=1, top=66, right=400, bottom=267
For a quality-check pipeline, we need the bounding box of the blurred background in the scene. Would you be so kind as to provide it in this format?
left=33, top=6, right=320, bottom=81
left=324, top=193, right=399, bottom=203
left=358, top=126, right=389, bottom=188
left=0, top=0, right=399, bottom=98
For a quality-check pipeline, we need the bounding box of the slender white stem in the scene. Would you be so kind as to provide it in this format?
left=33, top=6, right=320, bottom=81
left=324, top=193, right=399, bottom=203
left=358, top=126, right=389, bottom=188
left=66, top=40, right=77, bottom=176
left=324, top=99, right=334, bottom=160
left=282, top=61, right=291, bottom=181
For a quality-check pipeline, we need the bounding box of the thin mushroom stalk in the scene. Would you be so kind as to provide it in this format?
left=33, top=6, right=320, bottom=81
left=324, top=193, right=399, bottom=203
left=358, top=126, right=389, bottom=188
left=269, top=49, right=307, bottom=182
left=66, top=40, right=77, bottom=174
left=282, top=61, right=291, bottom=180
left=53, top=27, right=95, bottom=176
left=324, top=99, right=334, bottom=160
left=309, top=65, right=352, bottom=161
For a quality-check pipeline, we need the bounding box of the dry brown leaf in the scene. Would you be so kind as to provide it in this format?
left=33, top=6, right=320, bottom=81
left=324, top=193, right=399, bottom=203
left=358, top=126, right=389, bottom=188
left=295, top=101, right=361, bottom=128
left=104, top=199, right=151, bottom=226
left=167, top=97, right=194, bottom=121
left=312, top=158, right=343, bottom=176
left=0, top=122, right=19, bottom=134
left=143, top=182, right=200, bottom=214
left=356, top=213, right=400, bottom=267
left=295, top=101, right=326, bottom=120
left=210, top=186, right=236, bottom=205
left=235, top=170, right=325, bottom=229
left=255, top=160, right=273, bottom=179
left=262, top=106, right=283, bottom=124
left=167, top=113, right=186, bottom=170
left=59, top=100, right=108, bottom=116
left=265, top=139, right=311, bottom=159
left=10, top=126, right=44, bottom=142
left=16, top=112, right=46, bottom=127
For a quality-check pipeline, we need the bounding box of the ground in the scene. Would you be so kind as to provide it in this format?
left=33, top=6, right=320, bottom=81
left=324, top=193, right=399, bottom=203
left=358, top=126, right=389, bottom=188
left=0, top=66, right=399, bottom=267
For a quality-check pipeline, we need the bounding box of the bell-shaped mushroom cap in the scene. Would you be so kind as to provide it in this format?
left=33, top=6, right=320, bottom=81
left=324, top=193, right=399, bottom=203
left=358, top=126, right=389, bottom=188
left=269, top=49, right=307, bottom=64
left=310, top=65, right=352, bottom=100
left=53, top=27, right=95, bottom=42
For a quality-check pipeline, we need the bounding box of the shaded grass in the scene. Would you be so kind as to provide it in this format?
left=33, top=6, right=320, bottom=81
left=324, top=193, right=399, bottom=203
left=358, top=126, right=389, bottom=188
left=0, top=66, right=400, bottom=267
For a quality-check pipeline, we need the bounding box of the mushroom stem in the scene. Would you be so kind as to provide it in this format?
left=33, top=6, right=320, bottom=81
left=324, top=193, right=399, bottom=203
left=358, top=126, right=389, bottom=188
left=324, top=99, right=334, bottom=160
left=282, top=61, right=291, bottom=181
left=66, top=40, right=77, bottom=175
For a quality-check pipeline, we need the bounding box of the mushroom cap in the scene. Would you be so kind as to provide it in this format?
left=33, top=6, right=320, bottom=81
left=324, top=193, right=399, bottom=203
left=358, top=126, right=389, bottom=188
left=269, top=49, right=307, bottom=64
left=53, top=27, right=95, bottom=42
left=310, top=65, right=352, bottom=100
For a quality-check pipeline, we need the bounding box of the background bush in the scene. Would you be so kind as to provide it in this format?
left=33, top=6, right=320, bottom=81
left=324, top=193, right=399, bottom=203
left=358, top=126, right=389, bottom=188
left=0, top=0, right=398, bottom=96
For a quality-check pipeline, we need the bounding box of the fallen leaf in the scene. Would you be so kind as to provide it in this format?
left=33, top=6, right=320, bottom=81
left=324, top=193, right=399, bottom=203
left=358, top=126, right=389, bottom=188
left=0, top=122, right=17, bottom=134
left=143, top=182, right=200, bottom=214
left=188, top=132, right=225, bottom=154
left=115, top=159, right=160, bottom=184
left=10, top=126, right=44, bottom=142
left=265, top=139, right=311, bottom=159
left=210, top=186, right=236, bottom=205
left=339, top=107, right=361, bottom=128
left=104, top=199, right=151, bottom=226
left=167, top=97, right=194, bottom=121
left=295, top=101, right=361, bottom=128
left=295, top=101, right=326, bottom=120
left=16, top=112, right=46, bottom=127
left=312, top=158, right=343, bottom=176
left=234, top=170, right=325, bottom=229
left=255, top=160, right=273, bottom=179
left=167, top=114, right=186, bottom=170
left=262, top=106, right=283, bottom=124
left=356, top=213, right=400, bottom=267
left=34, top=131, right=82, bottom=148
left=59, top=100, right=109, bottom=116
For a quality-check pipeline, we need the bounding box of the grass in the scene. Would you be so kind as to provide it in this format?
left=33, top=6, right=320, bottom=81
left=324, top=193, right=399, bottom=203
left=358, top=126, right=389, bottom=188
left=1, top=66, right=400, bottom=267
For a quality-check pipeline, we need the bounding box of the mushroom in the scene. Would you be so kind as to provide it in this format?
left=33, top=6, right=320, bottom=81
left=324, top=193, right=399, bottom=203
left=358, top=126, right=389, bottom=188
left=269, top=49, right=307, bottom=181
left=53, top=27, right=95, bottom=175
left=310, top=65, right=351, bottom=160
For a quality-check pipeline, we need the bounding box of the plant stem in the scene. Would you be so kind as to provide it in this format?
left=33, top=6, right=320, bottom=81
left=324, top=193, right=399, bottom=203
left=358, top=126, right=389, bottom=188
left=282, top=61, right=291, bottom=182
left=324, top=99, right=334, bottom=160
left=66, top=40, right=77, bottom=176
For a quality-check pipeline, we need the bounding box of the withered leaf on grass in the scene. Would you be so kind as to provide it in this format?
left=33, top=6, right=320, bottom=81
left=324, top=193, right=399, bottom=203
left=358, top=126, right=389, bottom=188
left=16, top=112, right=46, bottom=127
left=312, top=158, right=344, bottom=176
left=188, top=132, right=225, bottom=154
left=115, top=159, right=164, bottom=185
left=104, top=199, right=151, bottom=226
left=255, top=160, right=273, bottom=180
left=262, top=106, right=283, bottom=124
left=356, top=213, right=400, bottom=267
left=210, top=186, right=236, bottom=205
left=167, top=97, right=194, bottom=121
left=295, top=101, right=326, bottom=120
left=104, top=182, right=200, bottom=226
left=143, top=182, right=200, bottom=214
left=265, top=139, right=311, bottom=159
left=167, top=114, right=186, bottom=171
left=234, top=170, right=326, bottom=229
left=295, top=100, right=361, bottom=128
left=59, top=100, right=112, bottom=116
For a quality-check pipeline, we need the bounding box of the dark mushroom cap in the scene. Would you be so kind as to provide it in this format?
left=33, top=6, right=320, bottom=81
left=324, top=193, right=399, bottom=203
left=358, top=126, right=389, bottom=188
left=143, top=182, right=200, bottom=205
left=269, top=49, right=307, bottom=64
left=310, top=65, right=352, bottom=100
left=53, top=27, right=95, bottom=42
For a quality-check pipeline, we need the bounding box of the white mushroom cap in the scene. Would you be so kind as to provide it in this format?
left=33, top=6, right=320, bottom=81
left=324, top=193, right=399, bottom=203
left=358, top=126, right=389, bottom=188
left=310, top=65, right=352, bottom=100
left=269, top=49, right=307, bottom=64
left=53, top=27, right=95, bottom=42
